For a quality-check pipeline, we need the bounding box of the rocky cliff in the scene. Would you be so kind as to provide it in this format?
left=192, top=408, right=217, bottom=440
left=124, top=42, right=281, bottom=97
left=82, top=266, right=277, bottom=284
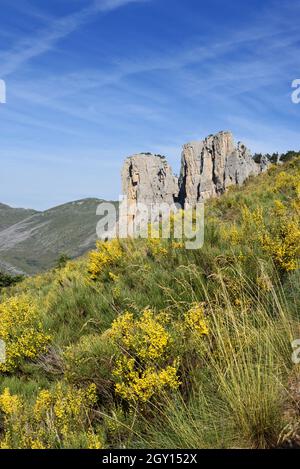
left=121, top=132, right=270, bottom=209
left=178, top=131, right=269, bottom=205
left=121, top=153, right=179, bottom=209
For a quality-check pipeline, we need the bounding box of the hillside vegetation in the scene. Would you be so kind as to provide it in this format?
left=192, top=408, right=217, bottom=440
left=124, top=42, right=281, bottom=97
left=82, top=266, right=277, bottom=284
left=0, top=158, right=299, bottom=449
left=0, top=203, right=37, bottom=232
left=0, top=198, right=118, bottom=275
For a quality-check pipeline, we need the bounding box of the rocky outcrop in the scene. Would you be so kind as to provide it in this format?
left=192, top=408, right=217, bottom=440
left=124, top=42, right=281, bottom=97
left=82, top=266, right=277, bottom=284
left=121, top=132, right=271, bottom=212
left=121, top=153, right=179, bottom=209
left=258, top=154, right=273, bottom=171
left=119, top=153, right=179, bottom=236
left=179, top=131, right=269, bottom=205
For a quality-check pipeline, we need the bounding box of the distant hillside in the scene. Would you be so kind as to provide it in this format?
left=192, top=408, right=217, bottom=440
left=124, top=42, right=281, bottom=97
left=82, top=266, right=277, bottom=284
left=0, top=198, right=118, bottom=275
left=0, top=203, right=38, bottom=231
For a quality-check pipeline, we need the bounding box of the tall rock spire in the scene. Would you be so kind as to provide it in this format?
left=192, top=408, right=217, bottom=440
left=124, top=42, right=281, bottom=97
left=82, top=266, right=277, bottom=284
left=178, top=131, right=269, bottom=205
left=120, top=132, right=270, bottom=216
left=121, top=153, right=179, bottom=209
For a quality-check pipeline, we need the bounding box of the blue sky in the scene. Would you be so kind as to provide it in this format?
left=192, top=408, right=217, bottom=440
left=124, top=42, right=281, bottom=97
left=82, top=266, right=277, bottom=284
left=0, top=0, right=299, bottom=210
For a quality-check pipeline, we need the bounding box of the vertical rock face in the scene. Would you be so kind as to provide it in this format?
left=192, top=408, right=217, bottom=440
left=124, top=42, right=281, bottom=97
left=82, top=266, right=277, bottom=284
left=179, top=131, right=268, bottom=206
left=120, top=153, right=179, bottom=235
left=121, top=153, right=179, bottom=209
left=120, top=132, right=271, bottom=219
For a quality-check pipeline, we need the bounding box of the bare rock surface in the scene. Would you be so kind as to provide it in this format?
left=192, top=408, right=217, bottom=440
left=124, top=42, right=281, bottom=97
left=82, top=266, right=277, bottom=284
left=178, top=131, right=269, bottom=205
left=121, top=132, right=270, bottom=211
left=121, top=153, right=179, bottom=208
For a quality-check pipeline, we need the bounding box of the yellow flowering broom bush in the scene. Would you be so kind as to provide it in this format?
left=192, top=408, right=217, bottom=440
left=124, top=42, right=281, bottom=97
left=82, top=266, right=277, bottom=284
left=146, top=238, right=168, bottom=257
left=273, top=171, right=300, bottom=196
left=218, top=205, right=263, bottom=250
left=241, top=206, right=264, bottom=236
left=219, top=223, right=242, bottom=246
left=88, top=239, right=123, bottom=280
left=184, top=303, right=209, bottom=336
left=239, top=200, right=300, bottom=274
left=254, top=199, right=300, bottom=273
left=0, top=383, right=102, bottom=449
left=259, top=215, right=300, bottom=273
left=110, top=310, right=181, bottom=403
left=0, top=295, right=51, bottom=372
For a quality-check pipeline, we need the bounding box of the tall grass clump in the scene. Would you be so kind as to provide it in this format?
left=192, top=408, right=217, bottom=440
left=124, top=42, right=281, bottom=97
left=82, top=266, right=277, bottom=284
left=135, top=266, right=296, bottom=449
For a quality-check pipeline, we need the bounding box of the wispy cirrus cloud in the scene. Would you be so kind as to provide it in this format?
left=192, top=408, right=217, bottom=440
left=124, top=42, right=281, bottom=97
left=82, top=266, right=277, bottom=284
left=9, top=4, right=300, bottom=129
left=0, top=0, right=146, bottom=77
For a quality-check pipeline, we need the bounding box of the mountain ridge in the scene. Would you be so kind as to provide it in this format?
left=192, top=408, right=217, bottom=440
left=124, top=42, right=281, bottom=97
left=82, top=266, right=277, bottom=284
left=0, top=203, right=38, bottom=232
left=0, top=197, right=118, bottom=275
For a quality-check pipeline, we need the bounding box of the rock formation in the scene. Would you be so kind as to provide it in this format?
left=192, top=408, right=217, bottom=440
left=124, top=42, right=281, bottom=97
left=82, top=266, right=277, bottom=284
left=119, top=153, right=179, bottom=236
left=178, top=131, right=269, bottom=205
left=121, top=153, right=179, bottom=208
left=121, top=132, right=270, bottom=212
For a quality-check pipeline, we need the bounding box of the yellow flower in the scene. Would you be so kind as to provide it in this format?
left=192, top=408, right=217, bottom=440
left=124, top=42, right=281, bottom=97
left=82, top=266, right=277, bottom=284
left=184, top=303, right=209, bottom=336
left=111, top=310, right=170, bottom=360
left=273, top=199, right=286, bottom=216
left=220, top=223, right=242, bottom=245
left=0, top=383, right=99, bottom=449
left=147, top=238, right=168, bottom=257
left=115, top=360, right=180, bottom=403
left=111, top=310, right=180, bottom=403
left=259, top=215, right=300, bottom=273
left=34, top=390, right=52, bottom=419
left=0, top=388, right=22, bottom=415
left=273, top=171, right=299, bottom=194
left=172, top=241, right=185, bottom=249
left=87, top=431, right=103, bottom=449
left=0, top=295, right=51, bottom=372
left=88, top=239, right=122, bottom=279
left=108, top=272, right=119, bottom=282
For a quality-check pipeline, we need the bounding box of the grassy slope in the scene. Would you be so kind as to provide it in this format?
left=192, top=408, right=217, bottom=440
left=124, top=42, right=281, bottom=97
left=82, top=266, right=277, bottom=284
left=0, top=204, right=39, bottom=274
left=0, top=158, right=299, bottom=449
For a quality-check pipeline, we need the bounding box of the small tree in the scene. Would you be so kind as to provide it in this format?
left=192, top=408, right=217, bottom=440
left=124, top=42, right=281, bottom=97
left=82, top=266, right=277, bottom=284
left=0, top=272, right=24, bottom=289
left=55, top=253, right=71, bottom=270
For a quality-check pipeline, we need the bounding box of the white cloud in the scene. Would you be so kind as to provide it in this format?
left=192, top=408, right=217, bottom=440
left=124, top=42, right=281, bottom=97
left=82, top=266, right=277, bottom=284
left=95, top=0, right=147, bottom=11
